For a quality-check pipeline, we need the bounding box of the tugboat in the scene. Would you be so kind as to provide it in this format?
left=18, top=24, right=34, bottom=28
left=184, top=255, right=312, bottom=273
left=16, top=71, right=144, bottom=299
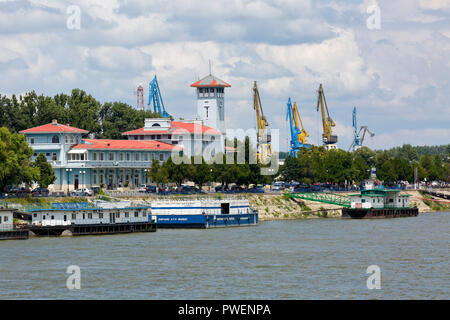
left=342, top=188, right=419, bottom=219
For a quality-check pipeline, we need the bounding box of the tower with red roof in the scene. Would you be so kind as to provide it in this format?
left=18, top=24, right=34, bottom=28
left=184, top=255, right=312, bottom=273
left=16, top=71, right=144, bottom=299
left=190, top=73, right=230, bottom=135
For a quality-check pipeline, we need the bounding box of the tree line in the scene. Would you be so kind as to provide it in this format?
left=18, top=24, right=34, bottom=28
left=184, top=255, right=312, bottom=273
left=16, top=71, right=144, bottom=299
left=280, top=145, right=449, bottom=185
left=0, top=90, right=161, bottom=138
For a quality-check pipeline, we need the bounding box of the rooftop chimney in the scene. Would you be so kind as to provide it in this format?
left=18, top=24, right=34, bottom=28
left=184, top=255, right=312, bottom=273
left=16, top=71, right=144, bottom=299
left=52, top=119, right=57, bottom=125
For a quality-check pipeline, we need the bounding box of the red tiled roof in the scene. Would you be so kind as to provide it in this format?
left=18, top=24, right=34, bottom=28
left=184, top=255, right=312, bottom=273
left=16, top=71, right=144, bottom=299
left=190, top=74, right=231, bottom=88
left=122, top=121, right=222, bottom=136
left=19, top=120, right=88, bottom=134
left=72, top=139, right=183, bottom=151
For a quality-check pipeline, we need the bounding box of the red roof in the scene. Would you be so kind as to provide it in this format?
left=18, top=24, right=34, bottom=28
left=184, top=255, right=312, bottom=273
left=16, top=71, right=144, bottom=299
left=190, top=74, right=231, bottom=88
left=72, top=139, right=182, bottom=151
left=122, top=121, right=222, bottom=136
left=20, top=120, right=88, bottom=134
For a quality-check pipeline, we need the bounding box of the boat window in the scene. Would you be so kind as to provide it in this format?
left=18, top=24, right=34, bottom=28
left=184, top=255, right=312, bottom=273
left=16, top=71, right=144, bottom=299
left=221, top=203, right=230, bottom=214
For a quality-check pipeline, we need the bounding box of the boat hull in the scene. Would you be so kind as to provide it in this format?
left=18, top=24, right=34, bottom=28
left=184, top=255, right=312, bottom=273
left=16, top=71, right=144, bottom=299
left=342, top=207, right=419, bottom=219
left=153, top=213, right=258, bottom=228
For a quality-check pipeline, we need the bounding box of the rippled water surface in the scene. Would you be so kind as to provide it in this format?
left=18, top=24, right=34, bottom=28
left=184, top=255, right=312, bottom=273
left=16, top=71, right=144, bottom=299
left=0, top=212, right=448, bottom=299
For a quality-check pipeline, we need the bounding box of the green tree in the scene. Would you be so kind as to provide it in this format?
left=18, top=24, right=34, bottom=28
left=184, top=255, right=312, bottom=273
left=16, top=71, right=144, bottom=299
left=148, top=159, right=168, bottom=187
left=34, top=153, right=56, bottom=188
left=0, top=127, right=39, bottom=190
left=189, top=157, right=211, bottom=189
left=163, top=157, right=189, bottom=187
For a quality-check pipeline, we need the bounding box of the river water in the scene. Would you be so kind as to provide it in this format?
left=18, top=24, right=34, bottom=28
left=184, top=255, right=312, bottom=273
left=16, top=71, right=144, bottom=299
left=0, top=212, right=448, bottom=300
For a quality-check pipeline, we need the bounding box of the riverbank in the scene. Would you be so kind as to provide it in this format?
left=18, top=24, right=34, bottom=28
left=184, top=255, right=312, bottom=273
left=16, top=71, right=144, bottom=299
left=247, top=190, right=449, bottom=221
left=3, top=190, right=447, bottom=222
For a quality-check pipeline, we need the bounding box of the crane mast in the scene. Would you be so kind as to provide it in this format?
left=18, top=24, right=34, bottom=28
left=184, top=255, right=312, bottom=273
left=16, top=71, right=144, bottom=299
left=148, top=75, right=170, bottom=118
left=316, top=84, right=337, bottom=150
left=286, top=98, right=311, bottom=157
left=253, top=81, right=272, bottom=163
left=348, top=106, right=375, bottom=151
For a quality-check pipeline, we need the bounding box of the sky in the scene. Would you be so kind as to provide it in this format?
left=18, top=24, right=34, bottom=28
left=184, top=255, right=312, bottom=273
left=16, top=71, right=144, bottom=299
left=0, top=0, right=449, bottom=152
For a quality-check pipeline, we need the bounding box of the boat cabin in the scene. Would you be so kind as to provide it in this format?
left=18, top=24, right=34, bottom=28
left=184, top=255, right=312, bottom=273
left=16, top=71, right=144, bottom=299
left=349, top=189, right=410, bottom=209
left=0, top=209, right=14, bottom=231
left=30, top=202, right=150, bottom=226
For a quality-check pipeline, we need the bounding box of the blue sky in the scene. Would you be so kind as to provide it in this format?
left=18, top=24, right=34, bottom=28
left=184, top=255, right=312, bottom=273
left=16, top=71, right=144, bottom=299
left=0, top=0, right=449, bottom=151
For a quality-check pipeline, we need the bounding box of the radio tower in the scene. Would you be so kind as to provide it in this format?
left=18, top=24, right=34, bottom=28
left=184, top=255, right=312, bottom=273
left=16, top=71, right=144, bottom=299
left=136, top=85, right=144, bottom=110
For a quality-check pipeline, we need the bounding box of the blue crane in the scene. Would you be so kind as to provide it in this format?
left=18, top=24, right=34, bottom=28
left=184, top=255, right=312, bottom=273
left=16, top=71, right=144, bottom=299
left=286, top=98, right=311, bottom=157
left=148, top=75, right=170, bottom=118
left=348, top=106, right=375, bottom=151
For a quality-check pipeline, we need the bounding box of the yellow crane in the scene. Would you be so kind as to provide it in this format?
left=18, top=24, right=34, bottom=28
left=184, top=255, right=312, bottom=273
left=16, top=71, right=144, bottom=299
left=316, top=84, right=338, bottom=149
left=253, top=81, right=272, bottom=163
left=292, top=101, right=310, bottom=145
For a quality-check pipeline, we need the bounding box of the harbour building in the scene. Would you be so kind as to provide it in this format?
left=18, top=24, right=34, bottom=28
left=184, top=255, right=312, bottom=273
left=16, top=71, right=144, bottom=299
left=20, top=73, right=231, bottom=191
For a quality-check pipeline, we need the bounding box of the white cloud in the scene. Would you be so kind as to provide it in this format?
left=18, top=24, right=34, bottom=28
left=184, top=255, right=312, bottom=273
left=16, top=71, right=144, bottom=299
left=0, top=0, right=448, bottom=150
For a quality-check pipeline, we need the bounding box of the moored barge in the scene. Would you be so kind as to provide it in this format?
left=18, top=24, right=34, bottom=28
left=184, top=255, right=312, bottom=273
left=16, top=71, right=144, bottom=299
left=342, top=189, right=419, bottom=219
left=0, top=208, right=30, bottom=240
left=29, top=201, right=156, bottom=236
left=150, top=198, right=258, bottom=228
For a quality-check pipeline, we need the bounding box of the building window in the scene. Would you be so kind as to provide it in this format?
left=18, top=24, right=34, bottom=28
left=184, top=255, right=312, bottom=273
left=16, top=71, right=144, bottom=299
left=30, top=138, right=34, bottom=144
left=52, top=136, right=59, bottom=143
left=116, top=212, right=120, bottom=218
left=88, top=213, right=92, bottom=219
left=46, top=153, right=50, bottom=157
left=70, top=136, right=74, bottom=144
left=126, top=153, right=130, bottom=161
left=144, top=153, right=149, bottom=161
left=72, top=214, right=76, bottom=220
left=125, top=212, right=129, bottom=218
left=160, top=153, right=164, bottom=161
left=3, top=216, right=8, bottom=222
left=135, top=153, right=140, bottom=161
left=156, top=135, right=161, bottom=140
left=52, top=153, right=57, bottom=161
left=134, top=212, right=138, bottom=218
left=109, top=153, right=114, bottom=161
left=99, top=213, right=103, bottom=219
left=65, top=136, right=68, bottom=144
left=100, top=152, right=104, bottom=161
left=119, top=153, right=124, bottom=161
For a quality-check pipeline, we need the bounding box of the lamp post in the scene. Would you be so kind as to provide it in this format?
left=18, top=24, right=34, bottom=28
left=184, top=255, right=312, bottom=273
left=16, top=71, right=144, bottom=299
left=65, top=168, right=72, bottom=195
left=80, top=170, right=86, bottom=190
left=144, top=168, right=150, bottom=185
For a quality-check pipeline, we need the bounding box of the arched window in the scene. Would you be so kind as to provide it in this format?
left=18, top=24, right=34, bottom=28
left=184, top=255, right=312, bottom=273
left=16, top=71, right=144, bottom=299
left=152, top=123, right=161, bottom=127
left=52, top=135, right=60, bottom=143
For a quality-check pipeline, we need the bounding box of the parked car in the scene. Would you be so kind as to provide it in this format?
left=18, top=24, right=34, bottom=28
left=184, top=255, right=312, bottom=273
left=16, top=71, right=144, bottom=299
left=248, top=186, right=265, bottom=193
left=16, top=186, right=32, bottom=197
left=215, top=185, right=228, bottom=192
left=32, top=187, right=49, bottom=197
left=138, top=184, right=147, bottom=192
left=146, top=185, right=157, bottom=193
left=71, top=188, right=93, bottom=196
